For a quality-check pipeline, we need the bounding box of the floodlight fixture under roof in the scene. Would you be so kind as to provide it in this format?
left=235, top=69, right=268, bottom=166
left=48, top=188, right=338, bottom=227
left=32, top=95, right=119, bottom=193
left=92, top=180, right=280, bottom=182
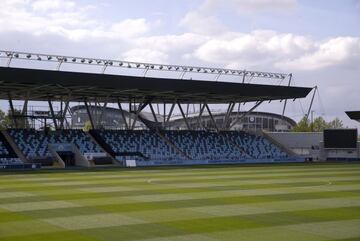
left=0, top=50, right=290, bottom=81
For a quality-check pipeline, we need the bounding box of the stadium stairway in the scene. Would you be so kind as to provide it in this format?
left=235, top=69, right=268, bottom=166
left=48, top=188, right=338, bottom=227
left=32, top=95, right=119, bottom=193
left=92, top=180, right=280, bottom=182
left=86, top=131, right=118, bottom=165
left=137, top=111, right=191, bottom=159
left=223, top=130, right=289, bottom=159
left=220, top=131, right=254, bottom=159
left=47, top=146, right=66, bottom=168
left=89, top=130, right=117, bottom=157
left=1, top=130, right=27, bottom=163
left=260, top=130, right=296, bottom=156
left=156, top=130, right=192, bottom=160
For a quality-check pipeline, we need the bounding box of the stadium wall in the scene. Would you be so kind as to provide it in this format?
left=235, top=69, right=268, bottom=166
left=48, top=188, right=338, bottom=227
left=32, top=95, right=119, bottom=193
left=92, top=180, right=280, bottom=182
left=267, top=132, right=322, bottom=160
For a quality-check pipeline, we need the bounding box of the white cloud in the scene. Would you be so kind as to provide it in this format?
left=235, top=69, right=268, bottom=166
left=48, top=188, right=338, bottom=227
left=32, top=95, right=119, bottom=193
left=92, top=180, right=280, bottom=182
left=122, top=48, right=168, bottom=63
left=179, top=11, right=226, bottom=35
left=111, top=18, right=158, bottom=38
left=276, top=37, right=360, bottom=70
left=202, top=0, right=298, bottom=14
left=184, top=30, right=360, bottom=71
left=193, top=30, right=315, bottom=69
left=135, top=33, right=208, bottom=53
left=0, top=0, right=94, bottom=34
left=0, top=1, right=159, bottom=42
left=32, top=0, right=75, bottom=12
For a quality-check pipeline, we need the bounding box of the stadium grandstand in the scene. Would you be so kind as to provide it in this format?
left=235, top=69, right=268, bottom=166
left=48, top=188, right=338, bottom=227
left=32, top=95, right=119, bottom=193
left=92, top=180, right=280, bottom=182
left=1, top=50, right=313, bottom=169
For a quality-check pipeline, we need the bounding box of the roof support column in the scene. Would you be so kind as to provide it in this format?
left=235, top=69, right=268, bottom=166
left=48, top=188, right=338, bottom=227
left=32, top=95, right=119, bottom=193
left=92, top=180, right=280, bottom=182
left=222, top=102, right=235, bottom=130
left=22, top=96, right=29, bottom=129
left=229, top=101, right=263, bottom=129
left=231, top=102, right=242, bottom=130
left=163, top=103, right=166, bottom=128
left=149, top=103, right=159, bottom=124
left=157, top=103, right=160, bottom=115
left=165, top=102, right=176, bottom=130
left=60, top=99, right=70, bottom=130
left=196, top=103, right=206, bottom=130
left=97, top=98, right=109, bottom=128
left=131, top=98, right=150, bottom=130
left=204, top=103, right=219, bottom=132
left=64, top=103, right=72, bottom=129
left=94, top=99, right=100, bottom=127
left=84, top=99, right=95, bottom=130
left=8, top=93, right=18, bottom=128
left=281, top=73, right=292, bottom=118
left=48, top=99, right=58, bottom=130
left=306, top=86, right=317, bottom=122
left=128, top=99, right=133, bottom=128
left=177, top=101, right=191, bottom=130
left=22, top=99, right=28, bottom=116
left=117, top=100, right=129, bottom=130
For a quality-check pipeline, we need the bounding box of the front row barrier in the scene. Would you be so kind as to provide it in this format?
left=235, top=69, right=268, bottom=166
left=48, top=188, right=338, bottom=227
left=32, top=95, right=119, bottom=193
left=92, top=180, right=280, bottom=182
left=0, top=163, right=41, bottom=170
left=133, top=157, right=306, bottom=167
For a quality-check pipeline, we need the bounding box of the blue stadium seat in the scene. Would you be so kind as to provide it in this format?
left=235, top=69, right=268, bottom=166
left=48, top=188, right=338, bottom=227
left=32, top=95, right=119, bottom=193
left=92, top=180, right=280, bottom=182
left=96, top=130, right=183, bottom=161
left=8, top=129, right=103, bottom=161
left=7, top=129, right=290, bottom=166
left=0, top=139, right=9, bottom=156
left=223, top=131, right=288, bottom=159
left=0, top=132, right=22, bottom=165
left=164, top=131, right=248, bottom=161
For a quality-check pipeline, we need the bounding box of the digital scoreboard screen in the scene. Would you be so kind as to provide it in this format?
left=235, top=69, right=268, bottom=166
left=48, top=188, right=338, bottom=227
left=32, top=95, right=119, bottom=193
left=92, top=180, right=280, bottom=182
left=324, top=129, right=358, bottom=149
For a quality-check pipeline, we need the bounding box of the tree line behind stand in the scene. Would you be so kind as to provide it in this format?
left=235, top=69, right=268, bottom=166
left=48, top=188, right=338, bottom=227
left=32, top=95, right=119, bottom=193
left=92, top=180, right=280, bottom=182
left=292, top=115, right=344, bottom=132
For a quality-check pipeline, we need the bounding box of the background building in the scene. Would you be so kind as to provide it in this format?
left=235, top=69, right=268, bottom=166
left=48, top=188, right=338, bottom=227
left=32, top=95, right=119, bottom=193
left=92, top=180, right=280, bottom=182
left=168, top=111, right=296, bottom=132
left=71, top=106, right=296, bottom=132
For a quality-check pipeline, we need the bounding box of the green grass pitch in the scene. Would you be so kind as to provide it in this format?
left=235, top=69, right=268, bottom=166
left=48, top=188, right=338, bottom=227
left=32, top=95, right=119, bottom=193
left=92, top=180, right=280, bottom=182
left=1, top=163, right=360, bottom=241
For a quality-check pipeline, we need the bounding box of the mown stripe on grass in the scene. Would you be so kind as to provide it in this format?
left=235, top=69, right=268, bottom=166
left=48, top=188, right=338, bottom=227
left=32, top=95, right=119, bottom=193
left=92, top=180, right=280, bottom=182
left=1, top=179, right=359, bottom=205
left=71, top=216, right=360, bottom=241
left=11, top=190, right=360, bottom=219
left=1, top=169, right=360, bottom=190
left=2, top=167, right=359, bottom=184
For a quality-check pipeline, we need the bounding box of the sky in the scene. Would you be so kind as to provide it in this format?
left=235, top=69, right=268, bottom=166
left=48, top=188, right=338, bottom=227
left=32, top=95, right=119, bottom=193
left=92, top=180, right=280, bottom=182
left=0, top=0, right=359, bottom=128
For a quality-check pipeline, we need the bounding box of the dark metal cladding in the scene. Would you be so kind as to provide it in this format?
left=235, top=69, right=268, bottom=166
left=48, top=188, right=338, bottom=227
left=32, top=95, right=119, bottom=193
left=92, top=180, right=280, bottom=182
left=0, top=67, right=312, bottom=103
left=346, top=111, right=360, bottom=121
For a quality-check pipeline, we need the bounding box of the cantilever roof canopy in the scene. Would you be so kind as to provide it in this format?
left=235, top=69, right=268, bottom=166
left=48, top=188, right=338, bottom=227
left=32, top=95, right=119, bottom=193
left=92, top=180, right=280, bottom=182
left=0, top=67, right=312, bottom=103
left=346, top=111, right=360, bottom=122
